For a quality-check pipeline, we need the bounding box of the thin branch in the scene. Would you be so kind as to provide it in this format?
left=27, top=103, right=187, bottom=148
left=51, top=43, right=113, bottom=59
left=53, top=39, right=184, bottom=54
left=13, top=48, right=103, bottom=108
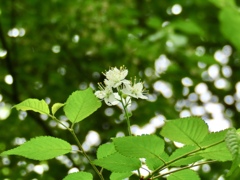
left=69, top=128, right=105, bottom=180
left=152, top=160, right=216, bottom=179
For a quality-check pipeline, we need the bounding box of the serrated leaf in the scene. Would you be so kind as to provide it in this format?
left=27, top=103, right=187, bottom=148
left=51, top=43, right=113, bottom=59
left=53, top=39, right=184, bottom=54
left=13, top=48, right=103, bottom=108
left=1, top=136, right=71, bottom=160
left=167, top=169, right=200, bottom=180
left=97, top=143, right=116, bottom=159
left=113, top=135, right=165, bottom=160
left=93, top=152, right=141, bottom=173
left=196, top=142, right=232, bottom=162
left=63, top=172, right=93, bottom=180
left=160, top=117, right=208, bottom=146
left=110, top=172, right=132, bottom=180
left=146, top=152, right=169, bottom=170
left=13, top=98, right=50, bottom=115
left=64, top=88, right=101, bottom=123
left=225, top=128, right=240, bottom=177
left=225, top=128, right=239, bottom=159
left=199, top=129, right=228, bottom=147
left=168, top=145, right=202, bottom=166
left=52, top=103, right=65, bottom=115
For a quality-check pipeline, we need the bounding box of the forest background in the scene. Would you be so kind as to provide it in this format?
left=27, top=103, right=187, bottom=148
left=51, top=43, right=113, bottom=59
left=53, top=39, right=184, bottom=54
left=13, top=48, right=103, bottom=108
left=1, top=0, right=240, bottom=179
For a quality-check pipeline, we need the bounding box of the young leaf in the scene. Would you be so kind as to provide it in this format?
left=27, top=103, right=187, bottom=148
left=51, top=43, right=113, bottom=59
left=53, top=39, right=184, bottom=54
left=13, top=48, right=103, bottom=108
left=225, top=128, right=240, bottom=177
left=97, top=143, right=116, bottom=159
left=110, top=172, right=133, bottom=180
left=1, top=136, right=71, bottom=160
left=113, top=134, right=165, bottom=159
left=167, top=169, right=200, bottom=180
left=160, top=117, right=208, bottom=146
left=13, top=98, right=50, bottom=115
left=93, top=152, right=141, bottom=173
left=64, top=88, right=101, bottom=123
left=63, top=172, right=93, bottom=180
left=52, top=102, right=65, bottom=115
left=225, top=128, right=239, bottom=159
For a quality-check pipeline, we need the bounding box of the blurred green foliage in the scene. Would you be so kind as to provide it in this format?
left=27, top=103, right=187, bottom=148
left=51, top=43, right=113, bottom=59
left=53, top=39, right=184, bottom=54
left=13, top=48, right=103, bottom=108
left=1, top=0, right=240, bottom=179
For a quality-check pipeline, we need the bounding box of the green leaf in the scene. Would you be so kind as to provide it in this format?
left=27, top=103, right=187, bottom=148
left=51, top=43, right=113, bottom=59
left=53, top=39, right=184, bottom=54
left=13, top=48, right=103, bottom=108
left=113, top=134, right=165, bottom=159
left=146, top=17, right=162, bottom=29
left=227, top=155, right=240, bottom=177
left=227, top=167, right=240, bottom=179
left=168, top=145, right=202, bottom=166
left=219, top=8, right=240, bottom=51
left=110, top=172, right=133, bottom=180
left=225, top=128, right=239, bottom=159
left=97, top=143, right=116, bottom=159
left=93, top=152, right=141, bottom=173
left=64, top=88, right=101, bottom=123
left=167, top=169, right=200, bottom=180
left=169, top=145, right=197, bottom=161
left=225, top=128, right=240, bottom=176
left=209, top=0, right=236, bottom=9
left=196, top=142, right=232, bottom=162
left=160, top=117, right=208, bottom=146
left=168, top=33, right=188, bottom=47
left=63, top=172, right=93, bottom=180
left=199, top=129, right=228, bottom=147
left=146, top=152, right=169, bottom=170
left=51, top=102, right=65, bottom=115
left=13, top=98, right=50, bottom=115
left=195, top=54, right=216, bottom=65
left=172, top=20, right=204, bottom=36
left=1, top=136, right=71, bottom=160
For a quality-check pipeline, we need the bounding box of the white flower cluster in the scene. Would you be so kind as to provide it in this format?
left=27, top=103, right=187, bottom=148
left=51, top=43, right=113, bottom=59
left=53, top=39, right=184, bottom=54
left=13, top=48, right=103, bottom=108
left=95, top=66, right=148, bottom=106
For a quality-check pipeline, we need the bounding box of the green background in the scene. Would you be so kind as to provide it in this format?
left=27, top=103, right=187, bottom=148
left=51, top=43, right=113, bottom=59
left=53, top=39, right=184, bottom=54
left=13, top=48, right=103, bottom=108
left=1, top=0, right=240, bottom=179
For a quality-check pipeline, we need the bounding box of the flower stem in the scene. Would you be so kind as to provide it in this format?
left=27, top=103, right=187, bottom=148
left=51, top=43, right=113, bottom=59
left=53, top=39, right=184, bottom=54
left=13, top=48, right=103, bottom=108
left=69, top=128, right=104, bottom=180
left=119, top=95, right=132, bottom=136
left=124, top=106, right=132, bottom=136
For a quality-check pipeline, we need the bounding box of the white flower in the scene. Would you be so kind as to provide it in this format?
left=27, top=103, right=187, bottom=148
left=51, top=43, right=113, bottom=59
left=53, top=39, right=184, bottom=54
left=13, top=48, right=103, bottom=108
left=95, top=85, right=120, bottom=106
left=122, top=82, right=148, bottom=99
left=104, top=66, right=130, bottom=87
left=95, top=66, right=148, bottom=106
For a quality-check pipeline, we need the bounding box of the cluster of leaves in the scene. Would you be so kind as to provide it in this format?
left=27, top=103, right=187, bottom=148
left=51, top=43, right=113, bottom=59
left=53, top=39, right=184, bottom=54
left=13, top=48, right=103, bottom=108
left=1, top=88, right=101, bottom=179
left=1, top=88, right=240, bottom=179
left=1, top=0, right=240, bottom=178
left=94, top=117, right=233, bottom=179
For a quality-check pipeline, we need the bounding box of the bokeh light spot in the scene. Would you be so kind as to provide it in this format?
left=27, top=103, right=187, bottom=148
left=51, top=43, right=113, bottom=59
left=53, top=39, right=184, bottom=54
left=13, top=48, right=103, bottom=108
left=4, top=75, right=13, bottom=85
left=171, top=4, right=182, bottom=15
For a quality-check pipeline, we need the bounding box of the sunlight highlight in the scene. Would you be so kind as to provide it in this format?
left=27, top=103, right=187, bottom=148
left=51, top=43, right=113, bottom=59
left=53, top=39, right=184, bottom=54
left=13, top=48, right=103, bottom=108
left=171, top=4, right=182, bottom=15
left=4, top=75, right=13, bottom=85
